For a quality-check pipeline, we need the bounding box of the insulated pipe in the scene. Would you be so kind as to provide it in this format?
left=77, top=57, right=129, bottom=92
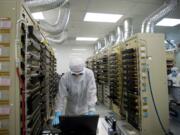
left=99, top=38, right=106, bottom=52
left=25, top=0, right=67, bottom=13
left=25, top=0, right=70, bottom=38
left=105, top=35, right=111, bottom=47
left=46, top=31, right=67, bottom=44
left=123, top=18, right=133, bottom=40
left=141, top=3, right=167, bottom=33
left=97, top=41, right=102, bottom=51
left=103, top=37, right=108, bottom=48
left=39, top=2, right=70, bottom=35
left=109, top=32, right=116, bottom=46
left=95, top=42, right=101, bottom=53
left=115, top=26, right=124, bottom=44
left=95, top=44, right=98, bottom=53
left=141, top=0, right=177, bottom=33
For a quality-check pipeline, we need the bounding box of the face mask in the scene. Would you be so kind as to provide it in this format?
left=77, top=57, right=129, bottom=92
left=72, top=73, right=83, bottom=76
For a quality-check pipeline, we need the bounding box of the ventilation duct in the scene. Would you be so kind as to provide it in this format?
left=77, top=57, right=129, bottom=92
left=46, top=31, right=67, bottom=44
left=95, top=44, right=98, bottom=53
left=25, top=0, right=70, bottom=45
left=104, top=37, right=109, bottom=48
left=99, top=38, right=107, bottom=52
left=115, top=26, right=124, bottom=44
left=38, top=2, right=70, bottom=35
left=105, top=35, right=111, bottom=47
left=123, top=18, right=133, bottom=40
left=141, top=0, right=177, bottom=33
left=95, top=42, right=101, bottom=54
left=108, top=32, right=116, bottom=46
left=25, top=0, right=67, bottom=13
left=97, top=41, right=102, bottom=51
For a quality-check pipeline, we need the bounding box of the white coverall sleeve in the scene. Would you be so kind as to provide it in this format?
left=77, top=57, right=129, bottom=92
left=55, top=76, right=68, bottom=112
left=168, top=74, right=171, bottom=80
left=177, top=74, right=180, bottom=86
left=87, top=70, right=97, bottom=112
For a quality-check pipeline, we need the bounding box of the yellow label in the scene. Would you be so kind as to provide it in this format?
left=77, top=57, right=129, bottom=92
left=0, top=43, right=10, bottom=47
left=0, top=29, right=10, bottom=34
left=0, top=72, right=9, bottom=76
left=0, top=57, right=10, bottom=62
left=0, top=115, right=9, bottom=120
left=0, top=86, right=9, bottom=90
left=0, top=100, right=9, bottom=105
left=0, top=17, right=10, bottom=20
left=0, top=129, right=9, bottom=134
left=0, top=114, right=9, bottom=120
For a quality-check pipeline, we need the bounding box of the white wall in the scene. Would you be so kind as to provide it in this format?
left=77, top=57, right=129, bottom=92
left=51, top=43, right=94, bottom=74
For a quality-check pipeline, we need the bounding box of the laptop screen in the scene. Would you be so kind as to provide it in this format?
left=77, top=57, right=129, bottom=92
left=57, top=115, right=99, bottom=135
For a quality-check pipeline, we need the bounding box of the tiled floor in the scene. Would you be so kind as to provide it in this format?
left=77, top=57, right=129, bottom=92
left=96, top=104, right=180, bottom=135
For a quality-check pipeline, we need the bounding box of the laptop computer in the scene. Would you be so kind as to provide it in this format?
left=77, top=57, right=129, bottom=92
left=57, top=115, right=99, bottom=135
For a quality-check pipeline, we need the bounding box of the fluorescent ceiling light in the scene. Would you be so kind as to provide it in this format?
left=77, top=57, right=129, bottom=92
left=32, top=12, right=44, bottom=20
left=156, top=18, right=180, bottom=26
left=71, top=53, right=82, bottom=55
left=76, top=37, right=98, bottom=41
left=84, top=12, right=123, bottom=23
left=72, top=48, right=87, bottom=51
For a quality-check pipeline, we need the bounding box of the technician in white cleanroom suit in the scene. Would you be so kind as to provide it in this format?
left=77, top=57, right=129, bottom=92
left=168, top=67, right=180, bottom=103
left=168, top=67, right=180, bottom=87
left=52, top=57, right=97, bottom=125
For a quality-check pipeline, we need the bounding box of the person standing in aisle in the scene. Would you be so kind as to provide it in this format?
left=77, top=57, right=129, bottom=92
left=168, top=67, right=180, bottom=87
left=168, top=67, right=180, bottom=104
left=52, top=57, right=97, bottom=125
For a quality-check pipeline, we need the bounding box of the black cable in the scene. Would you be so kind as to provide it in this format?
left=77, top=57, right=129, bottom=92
left=147, top=69, right=168, bottom=135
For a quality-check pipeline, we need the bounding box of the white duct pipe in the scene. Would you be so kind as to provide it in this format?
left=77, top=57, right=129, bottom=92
left=25, top=0, right=70, bottom=45
left=104, top=37, right=109, bottom=48
left=109, top=32, right=116, bottom=46
left=115, top=26, right=124, bottom=44
left=141, top=4, right=166, bottom=33
left=25, top=0, right=67, bottom=13
left=39, top=2, right=70, bottom=35
left=46, top=31, right=67, bottom=44
left=99, top=38, right=106, bottom=52
left=141, top=0, right=177, bottom=33
left=94, top=44, right=98, bottom=53
left=123, top=18, right=133, bottom=40
left=105, top=35, right=111, bottom=47
left=97, top=42, right=102, bottom=50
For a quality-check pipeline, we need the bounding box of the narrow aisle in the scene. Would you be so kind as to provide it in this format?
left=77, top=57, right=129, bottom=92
left=96, top=103, right=112, bottom=117
left=170, top=118, right=180, bottom=135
